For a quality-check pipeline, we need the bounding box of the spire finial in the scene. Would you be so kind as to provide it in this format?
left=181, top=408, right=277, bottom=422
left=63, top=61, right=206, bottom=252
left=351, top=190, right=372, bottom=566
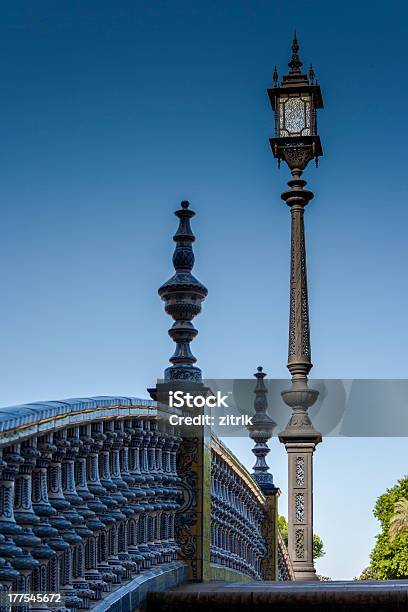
left=158, top=200, right=208, bottom=382
left=309, top=64, right=315, bottom=84
left=288, top=30, right=303, bottom=74
left=247, top=367, right=277, bottom=493
left=272, top=65, right=278, bottom=86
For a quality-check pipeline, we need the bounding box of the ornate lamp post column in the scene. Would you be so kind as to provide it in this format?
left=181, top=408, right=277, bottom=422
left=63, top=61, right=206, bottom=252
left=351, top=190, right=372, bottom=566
left=268, top=34, right=323, bottom=581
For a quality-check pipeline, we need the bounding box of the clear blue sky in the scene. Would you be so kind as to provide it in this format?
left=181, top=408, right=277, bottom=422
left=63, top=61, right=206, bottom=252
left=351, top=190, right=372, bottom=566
left=1, top=1, right=407, bottom=580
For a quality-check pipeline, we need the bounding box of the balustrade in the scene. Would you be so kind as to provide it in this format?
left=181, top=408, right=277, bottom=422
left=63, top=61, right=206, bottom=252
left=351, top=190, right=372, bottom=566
left=210, top=436, right=267, bottom=580
left=210, top=435, right=293, bottom=582
left=0, top=396, right=293, bottom=611
left=0, top=398, right=182, bottom=610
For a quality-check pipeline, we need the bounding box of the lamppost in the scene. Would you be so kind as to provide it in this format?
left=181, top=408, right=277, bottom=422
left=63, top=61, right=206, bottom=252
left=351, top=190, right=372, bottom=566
left=268, top=33, right=323, bottom=581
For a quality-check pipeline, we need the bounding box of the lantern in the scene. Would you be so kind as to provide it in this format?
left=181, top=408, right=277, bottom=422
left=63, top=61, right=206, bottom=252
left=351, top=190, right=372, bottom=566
left=268, top=34, right=323, bottom=169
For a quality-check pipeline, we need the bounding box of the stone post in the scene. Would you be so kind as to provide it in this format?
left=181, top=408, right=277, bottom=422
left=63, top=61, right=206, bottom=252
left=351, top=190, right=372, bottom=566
left=149, top=200, right=210, bottom=582
left=247, top=367, right=280, bottom=580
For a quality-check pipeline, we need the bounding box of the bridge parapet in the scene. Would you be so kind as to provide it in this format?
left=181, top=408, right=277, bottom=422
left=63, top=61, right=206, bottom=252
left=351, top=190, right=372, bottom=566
left=0, top=396, right=294, bottom=612
left=0, top=397, right=186, bottom=611
left=210, top=435, right=293, bottom=582
left=210, top=435, right=266, bottom=580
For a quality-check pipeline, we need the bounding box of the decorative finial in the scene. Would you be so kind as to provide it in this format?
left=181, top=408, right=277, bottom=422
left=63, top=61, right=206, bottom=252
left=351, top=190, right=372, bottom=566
left=288, top=31, right=303, bottom=74
left=247, top=367, right=277, bottom=493
left=273, top=65, right=278, bottom=86
left=158, top=201, right=208, bottom=382
left=309, top=64, right=315, bottom=84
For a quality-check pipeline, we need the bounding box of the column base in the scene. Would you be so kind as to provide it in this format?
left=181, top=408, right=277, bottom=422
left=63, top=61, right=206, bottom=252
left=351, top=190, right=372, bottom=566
left=292, top=563, right=319, bottom=581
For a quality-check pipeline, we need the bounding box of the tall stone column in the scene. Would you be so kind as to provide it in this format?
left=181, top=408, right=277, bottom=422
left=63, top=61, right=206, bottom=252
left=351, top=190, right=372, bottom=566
left=149, top=200, right=210, bottom=582
left=278, top=169, right=322, bottom=581
left=247, top=367, right=280, bottom=580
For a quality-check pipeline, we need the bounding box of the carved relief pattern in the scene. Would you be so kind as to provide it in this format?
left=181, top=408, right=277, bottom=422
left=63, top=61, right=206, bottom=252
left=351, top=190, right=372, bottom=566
left=295, top=493, right=305, bottom=523
left=295, top=529, right=305, bottom=559
left=0, top=485, right=13, bottom=519
left=300, top=226, right=311, bottom=358
left=288, top=208, right=311, bottom=361
left=295, top=457, right=305, bottom=486
left=175, top=437, right=199, bottom=578
left=282, top=146, right=312, bottom=169
left=288, top=226, right=297, bottom=358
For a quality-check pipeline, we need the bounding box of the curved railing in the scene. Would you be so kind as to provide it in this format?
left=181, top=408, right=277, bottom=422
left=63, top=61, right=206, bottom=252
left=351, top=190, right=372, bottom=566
left=210, top=435, right=293, bottom=582
left=0, top=396, right=294, bottom=611
left=0, top=397, right=186, bottom=610
left=211, top=436, right=266, bottom=580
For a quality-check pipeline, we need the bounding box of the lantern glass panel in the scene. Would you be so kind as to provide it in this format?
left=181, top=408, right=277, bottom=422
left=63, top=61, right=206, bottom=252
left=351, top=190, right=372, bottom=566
left=277, top=93, right=312, bottom=137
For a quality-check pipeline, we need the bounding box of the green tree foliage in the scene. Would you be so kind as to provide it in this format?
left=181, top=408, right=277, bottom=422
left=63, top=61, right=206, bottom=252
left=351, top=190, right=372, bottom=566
left=278, top=515, right=325, bottom=560
left=368, top=476, right=408, bottom=579
left=354, top=565, right=379, bottom=581
left=312, top=534, right=325, bottom=560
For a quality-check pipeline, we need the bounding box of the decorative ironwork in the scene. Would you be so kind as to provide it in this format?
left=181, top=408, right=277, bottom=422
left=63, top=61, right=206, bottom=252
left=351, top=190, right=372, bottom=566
left=268, top=33, right=323, bottom=169
left=278, top=95, right=312, bottom=137
left=288, top=31, right=302, bottom=74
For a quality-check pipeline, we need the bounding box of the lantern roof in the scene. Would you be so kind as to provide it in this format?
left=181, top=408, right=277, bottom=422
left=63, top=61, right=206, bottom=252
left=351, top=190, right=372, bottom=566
left=268, top=33, right=323, bottom=110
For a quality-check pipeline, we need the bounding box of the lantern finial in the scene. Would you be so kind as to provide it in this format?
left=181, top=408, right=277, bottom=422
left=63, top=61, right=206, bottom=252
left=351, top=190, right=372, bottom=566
left=288, top=31, right=303, bottom=74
